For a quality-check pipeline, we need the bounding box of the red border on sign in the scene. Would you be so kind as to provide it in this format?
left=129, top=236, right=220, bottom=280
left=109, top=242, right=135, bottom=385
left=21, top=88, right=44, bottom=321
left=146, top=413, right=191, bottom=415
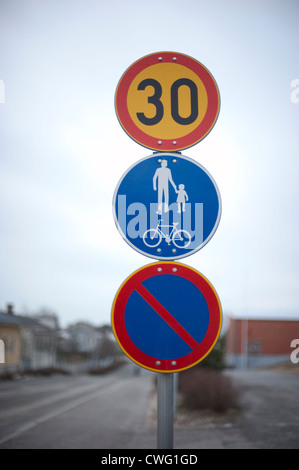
left=111, top=262, right=222, bottom=373
left=115, top=52, right=220, bottom=151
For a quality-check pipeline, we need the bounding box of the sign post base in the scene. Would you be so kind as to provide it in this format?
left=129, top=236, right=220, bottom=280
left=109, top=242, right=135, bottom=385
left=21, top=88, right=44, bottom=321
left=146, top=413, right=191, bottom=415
left=157, top=372, right=174, bottom=449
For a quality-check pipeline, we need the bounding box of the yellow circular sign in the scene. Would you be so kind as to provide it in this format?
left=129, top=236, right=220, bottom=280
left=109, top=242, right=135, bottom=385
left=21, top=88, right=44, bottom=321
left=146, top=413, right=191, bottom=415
left=127, top=63, right=208, bottom=140
left=115, top=52, right=220, bottom=151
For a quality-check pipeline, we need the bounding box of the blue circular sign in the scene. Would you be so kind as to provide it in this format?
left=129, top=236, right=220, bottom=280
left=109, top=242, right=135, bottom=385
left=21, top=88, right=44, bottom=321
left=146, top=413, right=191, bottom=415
left=126, top=273, right=209, bottom=359
left=112, top=153, right=221, bottom=260
left=111, top=262, right=222, bottom=372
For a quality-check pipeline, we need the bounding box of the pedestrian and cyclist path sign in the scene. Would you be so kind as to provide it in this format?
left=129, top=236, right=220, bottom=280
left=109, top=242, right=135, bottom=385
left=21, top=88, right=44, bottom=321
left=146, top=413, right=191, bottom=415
left=113, top=152, right=221, bottom=260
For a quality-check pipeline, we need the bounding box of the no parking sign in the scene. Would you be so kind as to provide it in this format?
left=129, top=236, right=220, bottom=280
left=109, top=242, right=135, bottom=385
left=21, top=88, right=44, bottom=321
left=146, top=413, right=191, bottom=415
left=111, top=262, right=222, bottom=373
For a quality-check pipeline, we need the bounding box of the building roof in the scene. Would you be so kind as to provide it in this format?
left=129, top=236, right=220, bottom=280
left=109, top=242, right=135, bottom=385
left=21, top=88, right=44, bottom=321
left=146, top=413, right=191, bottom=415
left=228, top=312, right=299, bottom=322
left=0, top=312, right=21, bottom=326
left=0, top=311, right=55, bottom=332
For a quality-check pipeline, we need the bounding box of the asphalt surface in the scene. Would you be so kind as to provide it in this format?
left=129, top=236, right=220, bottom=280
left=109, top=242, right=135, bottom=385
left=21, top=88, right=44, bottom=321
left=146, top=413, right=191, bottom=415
left=0, top=363, right=156, bottom=449
left=175, top=368, right=299, bottom=449
left=0, top=363, right=298, bottom=449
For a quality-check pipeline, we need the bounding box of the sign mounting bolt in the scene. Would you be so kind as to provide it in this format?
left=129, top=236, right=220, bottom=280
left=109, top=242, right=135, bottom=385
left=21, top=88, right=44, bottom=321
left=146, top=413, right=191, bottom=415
left=158, top=140, right=163, bottom=145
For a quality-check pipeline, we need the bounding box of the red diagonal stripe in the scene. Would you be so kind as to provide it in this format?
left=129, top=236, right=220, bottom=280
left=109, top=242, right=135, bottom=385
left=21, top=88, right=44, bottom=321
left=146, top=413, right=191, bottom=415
left=135, top=283, right=200, bottom=351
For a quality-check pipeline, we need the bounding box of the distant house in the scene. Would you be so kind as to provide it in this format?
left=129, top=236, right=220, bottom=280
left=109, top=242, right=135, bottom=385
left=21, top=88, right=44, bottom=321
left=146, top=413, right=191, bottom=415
left=0, top=304, right=122, bottom=375
left=56, top=323, right=123, bottom=373
left=67, top=321, right=102, bottom=354
left=0, top=304, right=57, bottom=372
left=226, top=315, right=299, bottom=369
left=0, top=306, right=22, bottom=374
left=33, top=313, right=60, bottom=331
left=17, top=315, right=57, bottom=371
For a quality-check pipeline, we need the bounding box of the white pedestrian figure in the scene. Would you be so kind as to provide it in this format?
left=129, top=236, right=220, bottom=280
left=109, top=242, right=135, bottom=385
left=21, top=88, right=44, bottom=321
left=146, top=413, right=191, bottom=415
left=176, top=184, right=188, bottom=213
left=153, top=160, right=177, bottom=214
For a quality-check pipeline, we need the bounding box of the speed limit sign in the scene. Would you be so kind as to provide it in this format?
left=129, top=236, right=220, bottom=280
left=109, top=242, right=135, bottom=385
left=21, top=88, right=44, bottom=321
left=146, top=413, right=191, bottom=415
left=115, top=52, right=220, bottom=151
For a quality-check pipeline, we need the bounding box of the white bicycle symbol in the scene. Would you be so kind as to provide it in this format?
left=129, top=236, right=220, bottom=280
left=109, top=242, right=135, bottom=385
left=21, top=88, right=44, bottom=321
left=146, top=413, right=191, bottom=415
left=143, top=220, right=192, bottom=249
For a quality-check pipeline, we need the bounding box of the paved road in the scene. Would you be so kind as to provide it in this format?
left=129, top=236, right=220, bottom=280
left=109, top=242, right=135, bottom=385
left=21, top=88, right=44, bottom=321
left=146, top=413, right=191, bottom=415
left=1, top=364, right=298, bottom=449
left=0, top=363, right=157, bottom=449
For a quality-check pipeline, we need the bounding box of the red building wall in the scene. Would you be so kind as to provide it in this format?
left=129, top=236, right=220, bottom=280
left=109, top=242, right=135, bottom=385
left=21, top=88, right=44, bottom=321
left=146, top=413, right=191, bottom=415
left=226, top=318, right=299, bottom=355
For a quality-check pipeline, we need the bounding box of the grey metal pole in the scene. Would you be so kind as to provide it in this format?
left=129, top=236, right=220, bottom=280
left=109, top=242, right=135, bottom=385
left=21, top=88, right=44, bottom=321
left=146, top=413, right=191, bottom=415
left=157, top=372, right=174, bottom=449
left=173, top=372, right=178, bottom=419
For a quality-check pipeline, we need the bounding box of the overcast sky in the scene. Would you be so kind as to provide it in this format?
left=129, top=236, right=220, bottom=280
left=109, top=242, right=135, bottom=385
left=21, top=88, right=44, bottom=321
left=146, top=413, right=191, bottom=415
left=0, top=0, right=298, bottom=328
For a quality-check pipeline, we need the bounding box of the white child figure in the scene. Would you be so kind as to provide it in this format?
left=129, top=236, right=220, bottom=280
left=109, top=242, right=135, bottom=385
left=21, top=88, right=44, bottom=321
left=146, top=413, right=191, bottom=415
left=176, top=184, right=188, bottom=213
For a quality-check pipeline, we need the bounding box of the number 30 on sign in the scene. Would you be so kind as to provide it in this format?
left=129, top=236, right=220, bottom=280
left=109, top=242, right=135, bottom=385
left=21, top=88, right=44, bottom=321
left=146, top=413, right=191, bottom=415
left=115, top=52, right=220, bottom=151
